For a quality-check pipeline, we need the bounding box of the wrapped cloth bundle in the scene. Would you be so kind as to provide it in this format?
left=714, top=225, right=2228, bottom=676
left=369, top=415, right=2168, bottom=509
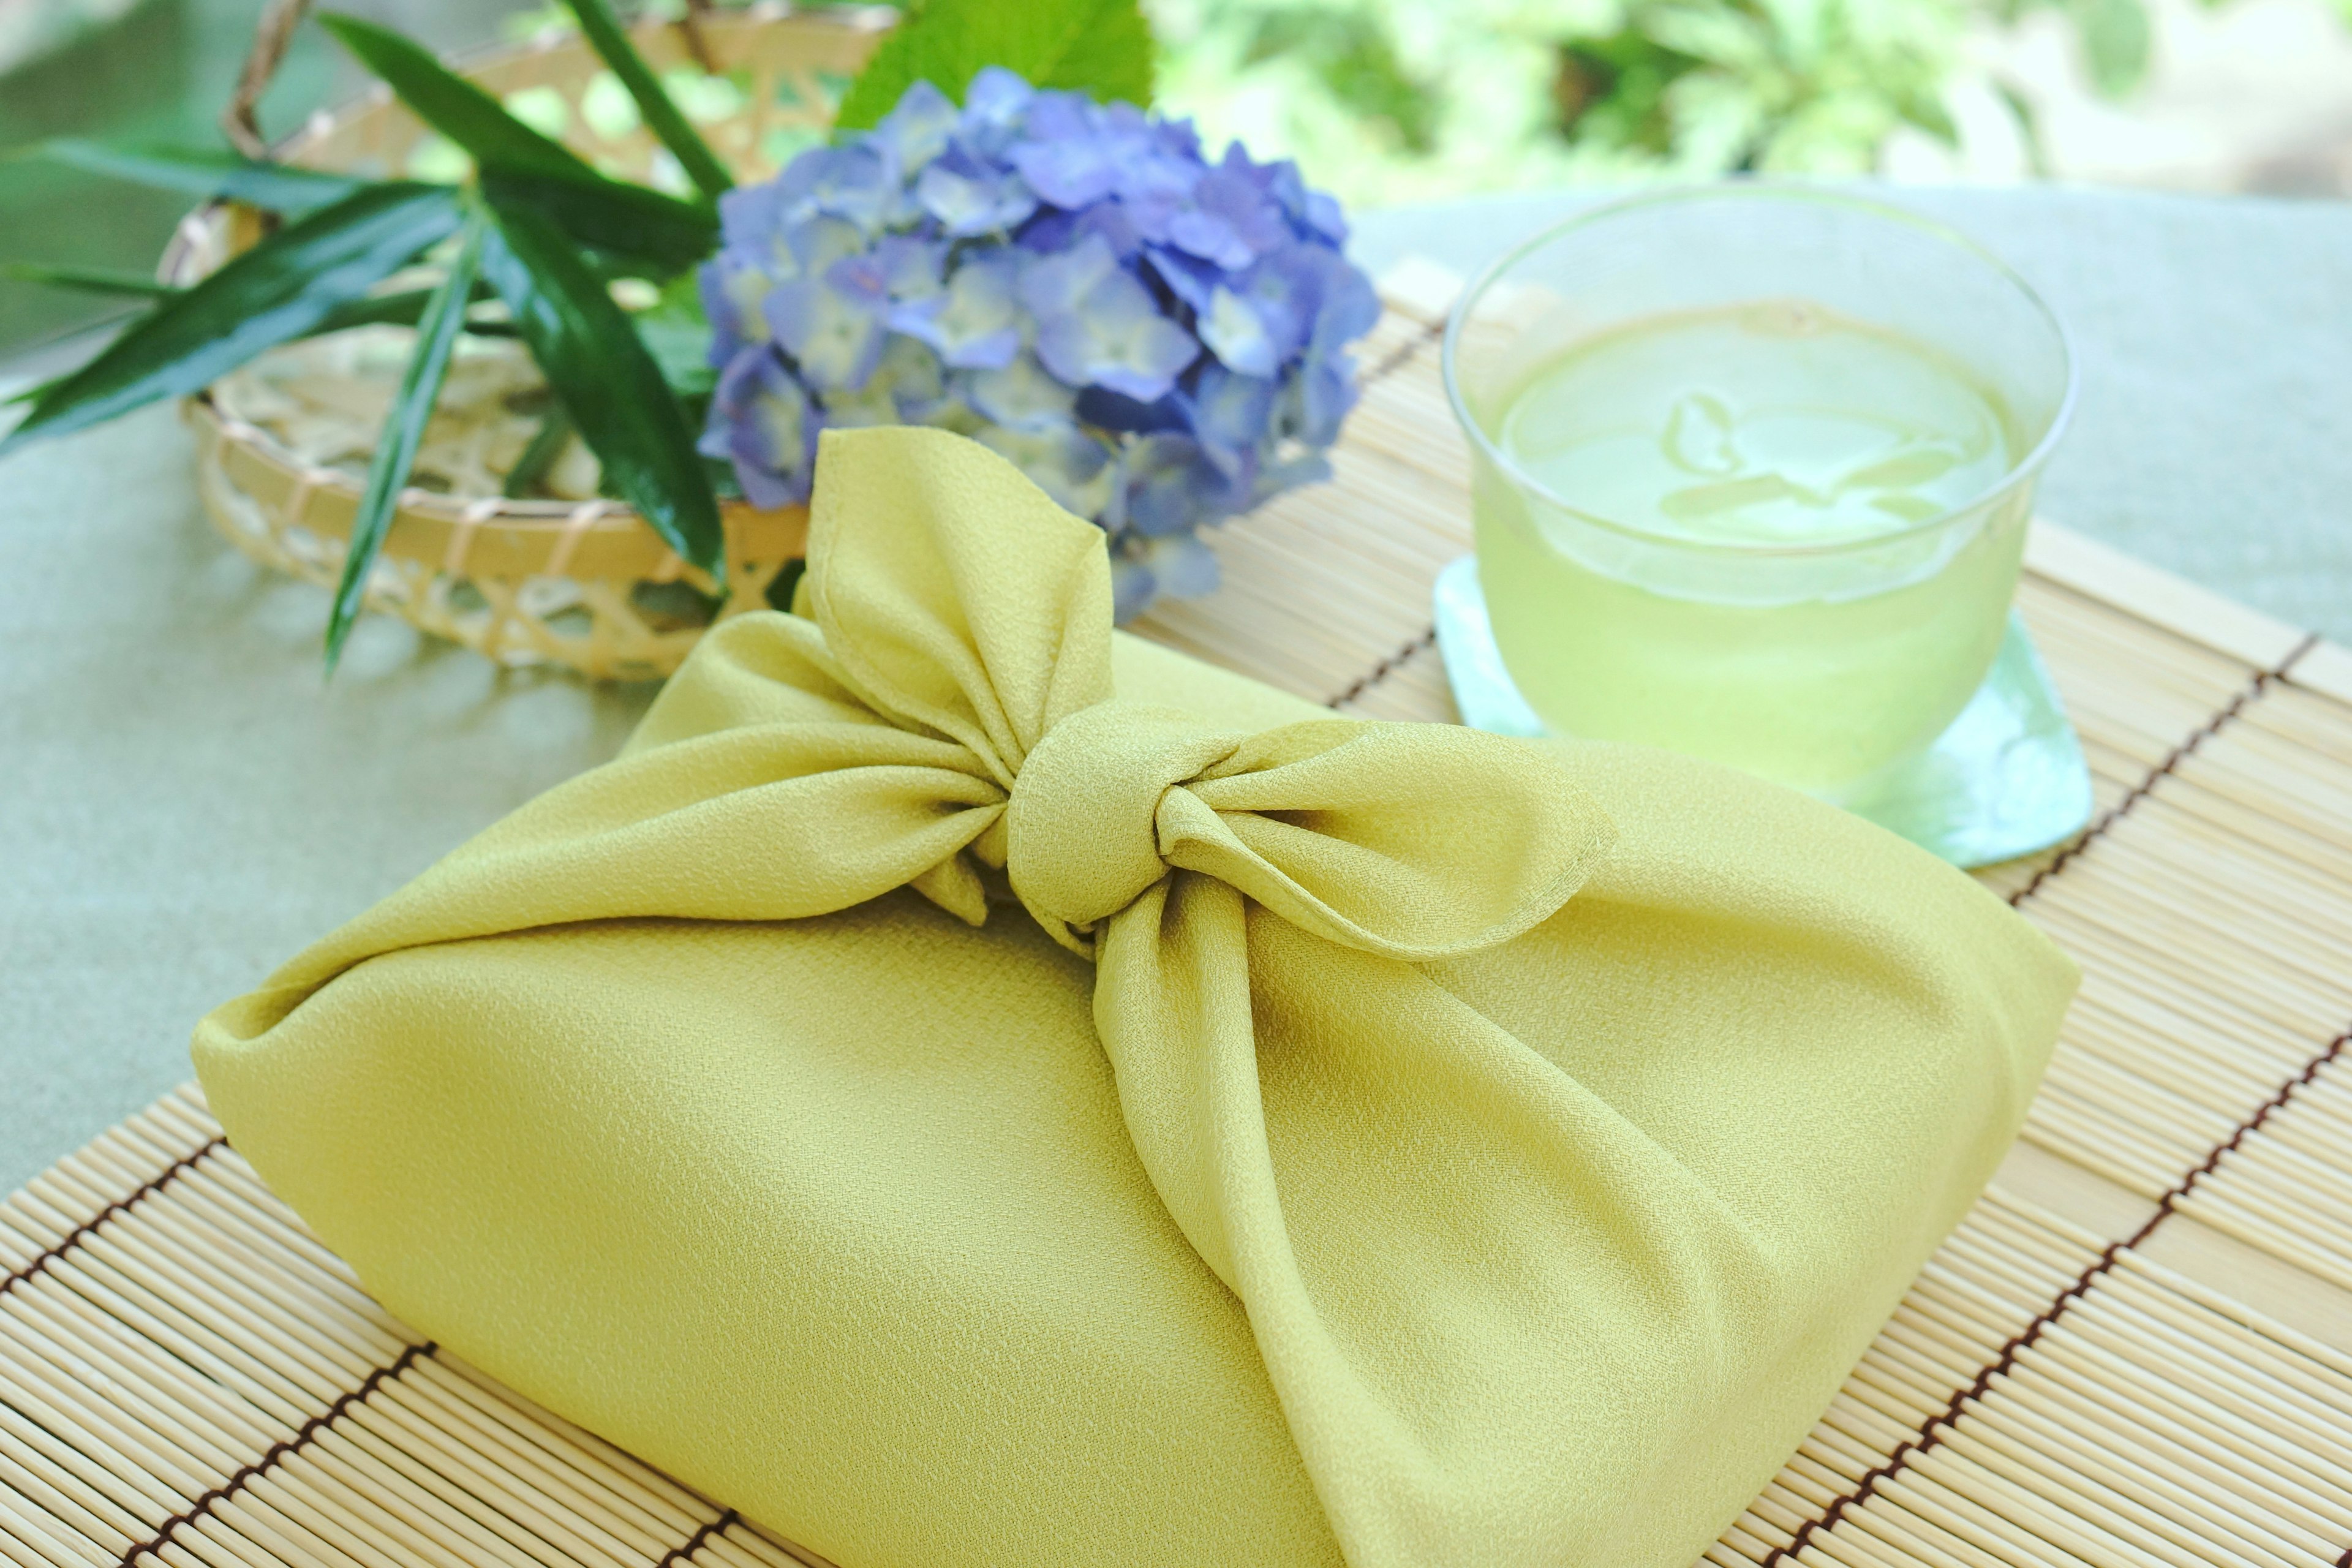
left=195, top=428, right=2076, bottom=1568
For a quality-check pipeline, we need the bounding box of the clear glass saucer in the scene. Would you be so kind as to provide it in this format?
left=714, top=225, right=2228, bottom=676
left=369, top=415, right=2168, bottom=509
left=1430, top=556, right=2094, bottom=869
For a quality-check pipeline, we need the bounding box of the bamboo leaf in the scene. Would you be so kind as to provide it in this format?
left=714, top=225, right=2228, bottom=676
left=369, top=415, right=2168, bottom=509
left=502, top=405, right=575, bottom=499
left=477, top=168, right=715, bottom=274
left=328, top=214, right=488, bottom=671
left=317, top=282, right=518, bottom=336
left=0, top=183, right=464, bottom=454
left=0, top=266, right=519, bottom=339
left=318, top=12, right=717, bottom=272
left=477, top=195, right=723, bottom=585
left=559, top=0, right=733, bottom=200
left=3, top=375, right=62, bottom=409
left=317, top=13, right=601, bottom=183
left=16, top=140, right=362, bottom=214
left=834, top=0, right=1156, bottom=131
left=0, top=263, right=173, bottom=300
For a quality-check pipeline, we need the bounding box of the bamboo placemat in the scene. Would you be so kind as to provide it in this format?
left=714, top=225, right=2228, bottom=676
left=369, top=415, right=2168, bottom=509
left=7, top=271, right=2352, bottom=1568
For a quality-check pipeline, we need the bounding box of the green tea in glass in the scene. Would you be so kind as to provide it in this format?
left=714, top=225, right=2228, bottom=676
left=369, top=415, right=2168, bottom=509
left=1443, top=187, right=2075, bottom=799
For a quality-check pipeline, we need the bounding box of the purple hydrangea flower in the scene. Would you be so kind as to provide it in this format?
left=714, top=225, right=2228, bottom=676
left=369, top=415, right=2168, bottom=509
left=1022, top=235, right=1199, bottom=402
left=701, top=348, right=817, bottom=510
left=917, top=148, right=1039, bottom=236
left=696, top=74, right=1376, bottom=619
left=890, top=249, right=1025, bottom=369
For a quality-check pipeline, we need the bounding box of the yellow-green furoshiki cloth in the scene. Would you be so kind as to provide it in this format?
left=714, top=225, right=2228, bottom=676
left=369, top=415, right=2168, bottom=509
left=195, top=426, right=2076, bottom=1568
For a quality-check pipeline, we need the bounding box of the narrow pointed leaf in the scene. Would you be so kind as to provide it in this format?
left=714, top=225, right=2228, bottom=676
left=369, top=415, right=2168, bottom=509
left=18, top=140, right=362, bottom=214
left=0, top=183, right=463, bottom=454
left=1, top=263, right=174, bottom=299
left=328, top=215, right=488, bottom=671
left=0, top=266, right=511, bottom=333
left=4, top=374, right=62, bottom=409
left=560, top=0, right=733, bottom=200
left=501, top=405, right=574, bottom=499
left=318, top=12, right=718, bottom=271
left=478, top=169, right=715, bottom=274
left=317, top=13, right=601, bottom=182
left=316, top=282, right=515, bottom=335
left=477, top=197, right=723, bottom=584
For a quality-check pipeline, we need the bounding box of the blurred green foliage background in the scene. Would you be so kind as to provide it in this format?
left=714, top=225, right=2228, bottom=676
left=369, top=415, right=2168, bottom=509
left=0, top=0, right=2282, bottom=356
left=1148, top=0, right=2196, bottom=207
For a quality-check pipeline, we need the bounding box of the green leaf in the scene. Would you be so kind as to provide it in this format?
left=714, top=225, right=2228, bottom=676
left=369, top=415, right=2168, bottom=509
left=634, top=314, right=716, bottom=398
left=1242, top=12, right=1436, bottom=155
left=0, top=267, right=514, bottom=336
left=560, top=0, right=734, bottom=200
left=1992, top=78, right=2052, bottom=178
left=318, top=12, right=718, bottom=272
left=477, top=168, right=716, bottom=274
left=1641, top=4, right=1773, bottom=73
left=15, top=140, right=363, bottom=214
left=318, top=13, right=602, bottom=183
left=315, top=282, right=518, bottom=336
left=834, top=0, right=1156, bottom=131
left=0, top=263, right=174, bottom=300
left=477, top=195, right=724, bottom=586
left=502, top=404, right=575, bottom=499
left=0, top=183, right=464, bottom=455
left=329, top=213, right=488, bottom=671
left=3, top=374, right=63, bottom=410
left=1890, top=82, right=1959, bottom=148
left=2073, top=0, right=2150, bottom=97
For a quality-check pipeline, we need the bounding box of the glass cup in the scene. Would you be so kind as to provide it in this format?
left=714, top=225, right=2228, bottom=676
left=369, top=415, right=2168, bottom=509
left=1442, top=185, right=2075, bottom=800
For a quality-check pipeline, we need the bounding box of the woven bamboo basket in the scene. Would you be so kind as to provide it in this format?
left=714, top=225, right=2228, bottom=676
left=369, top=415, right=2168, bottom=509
left=162, top=5, right=894, bottom=680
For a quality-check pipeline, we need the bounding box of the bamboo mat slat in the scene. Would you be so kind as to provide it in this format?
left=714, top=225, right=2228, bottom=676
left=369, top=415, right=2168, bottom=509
left=7, top=281, right=2352, bottom=1567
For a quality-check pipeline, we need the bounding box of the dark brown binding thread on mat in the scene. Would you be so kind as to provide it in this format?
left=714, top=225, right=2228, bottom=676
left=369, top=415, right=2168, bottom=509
left=1363, top=316, right=1444, bottom=388
left=1760, top=1019, right=2352, bottom=1568
left=658, top=1508, right=744, bottom=1567
left=2, top=1136, right=227, bottom=1298
left=113, top=1340, right=437, bottom=1567
left=2009, top=630, right=2321, bottom=907
left=1285, top=309, right=1446, bottom=715
left=1328, top=627, right=1438, bottom=710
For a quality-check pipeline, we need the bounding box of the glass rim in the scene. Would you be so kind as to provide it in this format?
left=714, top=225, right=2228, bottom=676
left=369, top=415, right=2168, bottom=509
left=1439, top=181, right=2081, bottom=559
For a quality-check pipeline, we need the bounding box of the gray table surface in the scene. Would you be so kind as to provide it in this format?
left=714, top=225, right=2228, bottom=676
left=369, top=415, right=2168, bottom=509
left=6, top=183, right=2351, bottom=1195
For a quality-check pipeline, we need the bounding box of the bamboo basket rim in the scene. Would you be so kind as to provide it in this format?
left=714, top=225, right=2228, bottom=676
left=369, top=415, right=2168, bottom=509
left=154, top=5, right=897, bottom=553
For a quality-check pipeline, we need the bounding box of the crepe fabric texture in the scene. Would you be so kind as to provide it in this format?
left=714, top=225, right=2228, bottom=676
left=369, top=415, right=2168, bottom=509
left=194, top=426, right=2078, bottom=1568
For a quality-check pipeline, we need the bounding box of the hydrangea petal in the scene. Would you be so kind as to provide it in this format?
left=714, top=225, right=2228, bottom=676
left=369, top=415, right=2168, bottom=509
left=872, top=78, right=957, bottom=173
left=1025, top=236, right=1199, bottom=402
left=704, top=347, right=816, bottom=508
left=764, top=262, right=887, bottom=392
left=979, top=421, right=1117, bottom=519
left=916, top=148, right=1039, bottom=236
left=1186, top=366, right=1277, bottom=473
left=961, top=67, right=1035, bottom=149
left=889, top=250, right=1026, bottom=369
left=963, top=353, right=1077, bottom=432
left=1008, top=139, right=1117, bottom=208
left=1108, top=550, right=1157, bottom=624
left=1142, top=530, right=1221, bottom=598
left=1017, top=234, right=1121, bottom=319
left=1122, top=432, right=1238, bottom=536
left=1200, top=285, right=1280, bottom=379
left=878, top=335, right=950, bottom=421
left=774, top=143, right=895, bottom=232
